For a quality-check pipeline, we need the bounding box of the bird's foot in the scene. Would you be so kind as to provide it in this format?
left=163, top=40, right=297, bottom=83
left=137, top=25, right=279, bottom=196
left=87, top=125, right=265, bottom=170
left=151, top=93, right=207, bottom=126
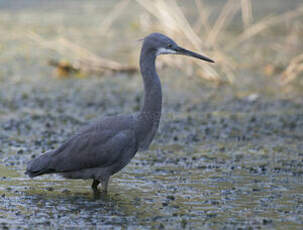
left=93, top=188, right=108, bottom=199
left=91, top=179, right=100, bottom=191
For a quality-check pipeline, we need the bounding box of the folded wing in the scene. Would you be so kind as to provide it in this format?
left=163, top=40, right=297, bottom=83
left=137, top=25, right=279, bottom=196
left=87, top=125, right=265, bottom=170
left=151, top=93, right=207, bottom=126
left=50, top=127, right=137, bottom=172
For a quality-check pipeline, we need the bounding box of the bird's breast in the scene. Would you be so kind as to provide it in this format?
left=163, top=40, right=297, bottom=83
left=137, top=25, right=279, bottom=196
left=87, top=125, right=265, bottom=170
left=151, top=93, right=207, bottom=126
left=135, top=112, right=161, bottom=150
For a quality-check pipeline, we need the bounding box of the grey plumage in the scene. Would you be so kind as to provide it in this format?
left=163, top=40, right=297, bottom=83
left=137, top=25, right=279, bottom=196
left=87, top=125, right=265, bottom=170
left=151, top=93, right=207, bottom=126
left=26, top=33, right=214, bottom=193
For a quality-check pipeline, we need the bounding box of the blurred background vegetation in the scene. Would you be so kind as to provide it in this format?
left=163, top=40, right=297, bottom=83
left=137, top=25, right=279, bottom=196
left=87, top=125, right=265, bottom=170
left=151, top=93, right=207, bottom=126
left=1, top=0, right=303, bottom=96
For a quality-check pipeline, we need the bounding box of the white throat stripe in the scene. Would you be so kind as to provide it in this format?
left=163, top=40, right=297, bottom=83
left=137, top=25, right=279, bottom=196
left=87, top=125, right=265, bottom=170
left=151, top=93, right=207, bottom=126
left=156, top=48, right=176, bottom=56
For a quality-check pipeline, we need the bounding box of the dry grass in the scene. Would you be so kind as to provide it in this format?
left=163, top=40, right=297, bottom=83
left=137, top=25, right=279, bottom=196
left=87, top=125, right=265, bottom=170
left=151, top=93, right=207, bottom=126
left=99, top=0, right=131, bottom=35
left=281, top=53, right=303, bottom=84
left=135, top=0, right=303, bottom=85
left=241, top=0, right=253, bottom=28
left=27, top=0, right=303, bottom=86
left=28, top=32, right=137, bottom=76
left=226, top=6, right=303, bottom=50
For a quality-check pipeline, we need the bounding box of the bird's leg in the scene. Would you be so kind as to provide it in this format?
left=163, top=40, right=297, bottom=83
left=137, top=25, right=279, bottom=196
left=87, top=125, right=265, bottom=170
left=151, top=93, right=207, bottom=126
left=91, top=179, right=100, bottom=192
left=100, top=177, right=109, bottom=193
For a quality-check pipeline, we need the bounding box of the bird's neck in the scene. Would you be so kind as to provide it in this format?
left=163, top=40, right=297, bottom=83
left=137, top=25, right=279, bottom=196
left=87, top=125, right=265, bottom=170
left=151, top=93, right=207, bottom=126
left=136, top=49, right=162, bottom=149
left=139, top=49, right=162, bottom=120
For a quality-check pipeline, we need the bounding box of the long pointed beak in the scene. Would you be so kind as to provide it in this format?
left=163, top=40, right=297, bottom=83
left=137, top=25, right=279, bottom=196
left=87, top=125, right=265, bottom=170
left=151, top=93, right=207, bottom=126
left=175, top=46, right=214, bottom=63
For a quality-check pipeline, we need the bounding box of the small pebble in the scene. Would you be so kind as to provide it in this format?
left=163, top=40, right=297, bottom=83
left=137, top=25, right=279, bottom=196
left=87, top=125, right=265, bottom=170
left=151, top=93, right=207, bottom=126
left=46, top=187, right=54, bottom=191
left=167, top=195, right=175, bottom=201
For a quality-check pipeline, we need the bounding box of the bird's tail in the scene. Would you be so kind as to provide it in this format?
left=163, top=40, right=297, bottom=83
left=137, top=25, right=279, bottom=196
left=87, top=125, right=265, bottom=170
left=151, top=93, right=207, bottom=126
left=25, top=150, right=56, bottom=178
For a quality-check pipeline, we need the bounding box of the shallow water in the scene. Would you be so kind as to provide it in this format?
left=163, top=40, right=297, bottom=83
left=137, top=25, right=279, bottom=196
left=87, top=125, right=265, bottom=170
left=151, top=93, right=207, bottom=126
left=0, top=0, right=303, bottom=229
left=0, top=76, right=302, bottom=229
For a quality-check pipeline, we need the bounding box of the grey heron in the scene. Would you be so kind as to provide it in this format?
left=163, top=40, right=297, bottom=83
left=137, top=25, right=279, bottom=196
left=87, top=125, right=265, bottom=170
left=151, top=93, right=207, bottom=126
left=26, top=33, right=214, bottom=193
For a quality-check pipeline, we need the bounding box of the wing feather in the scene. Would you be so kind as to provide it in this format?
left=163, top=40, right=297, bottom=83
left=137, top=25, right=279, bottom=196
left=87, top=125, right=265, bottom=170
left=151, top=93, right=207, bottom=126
left=49, top=128, right=136, bottom=172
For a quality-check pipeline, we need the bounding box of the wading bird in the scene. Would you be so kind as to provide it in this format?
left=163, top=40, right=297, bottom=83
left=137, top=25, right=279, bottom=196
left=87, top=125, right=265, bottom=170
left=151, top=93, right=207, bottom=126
left=26, top=33, right=214, bottom=193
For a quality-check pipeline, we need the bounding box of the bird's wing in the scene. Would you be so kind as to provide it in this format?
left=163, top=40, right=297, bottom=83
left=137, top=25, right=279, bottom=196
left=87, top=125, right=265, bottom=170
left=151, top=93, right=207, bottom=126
left=48, top=126, right=137, bottom=172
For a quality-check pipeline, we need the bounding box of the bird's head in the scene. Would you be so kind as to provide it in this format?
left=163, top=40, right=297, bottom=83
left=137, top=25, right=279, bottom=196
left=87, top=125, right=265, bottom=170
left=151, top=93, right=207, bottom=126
left=142, top=33, right=214, bottom=63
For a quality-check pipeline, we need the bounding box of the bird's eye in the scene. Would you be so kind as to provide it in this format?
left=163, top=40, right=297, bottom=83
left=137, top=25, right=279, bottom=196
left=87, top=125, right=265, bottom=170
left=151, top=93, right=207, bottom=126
left=167, top=44, right=173, bottom=48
